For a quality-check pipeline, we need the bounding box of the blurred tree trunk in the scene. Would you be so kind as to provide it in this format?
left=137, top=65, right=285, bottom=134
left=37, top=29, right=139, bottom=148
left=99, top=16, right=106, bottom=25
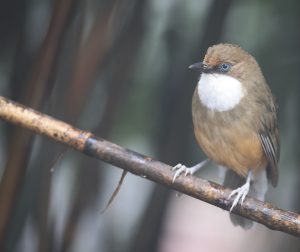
left=0, top=0, right=78, bottom=250
left=59, top=1, right=147, bottom=251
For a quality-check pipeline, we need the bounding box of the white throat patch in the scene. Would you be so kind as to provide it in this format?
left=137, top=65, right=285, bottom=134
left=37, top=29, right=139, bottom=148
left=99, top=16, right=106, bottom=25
left=197, top=73, right=245, bottom=112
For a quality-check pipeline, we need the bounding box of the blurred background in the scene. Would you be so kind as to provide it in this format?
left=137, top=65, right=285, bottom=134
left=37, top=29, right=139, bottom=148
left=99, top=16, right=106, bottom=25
left=0, top=0, right=299, bottom=251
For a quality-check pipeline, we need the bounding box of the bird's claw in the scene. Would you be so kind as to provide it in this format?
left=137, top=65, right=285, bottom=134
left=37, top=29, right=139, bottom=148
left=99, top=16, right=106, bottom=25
left=228, top=182, right=250, bottom=212
left=172, top=163, right=192, bottom=183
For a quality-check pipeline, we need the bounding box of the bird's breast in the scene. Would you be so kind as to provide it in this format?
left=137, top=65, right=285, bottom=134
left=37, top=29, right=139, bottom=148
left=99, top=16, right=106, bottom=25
left=192, top=88, right=267, bottom=177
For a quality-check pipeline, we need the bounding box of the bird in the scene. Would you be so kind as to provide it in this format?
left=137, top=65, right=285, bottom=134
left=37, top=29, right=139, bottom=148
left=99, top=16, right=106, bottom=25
left=172, top=43, right=280, bottom=229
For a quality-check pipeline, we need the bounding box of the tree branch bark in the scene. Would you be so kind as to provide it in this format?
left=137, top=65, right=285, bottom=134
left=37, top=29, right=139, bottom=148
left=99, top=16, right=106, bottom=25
left=0, top=95, right=299, bottom=237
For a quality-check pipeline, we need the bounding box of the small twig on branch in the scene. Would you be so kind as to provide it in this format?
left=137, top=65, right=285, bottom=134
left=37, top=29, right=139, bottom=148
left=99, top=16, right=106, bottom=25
left=0, top=95, right=299, bottom=237
left=101, top=170, right=128, bottom=214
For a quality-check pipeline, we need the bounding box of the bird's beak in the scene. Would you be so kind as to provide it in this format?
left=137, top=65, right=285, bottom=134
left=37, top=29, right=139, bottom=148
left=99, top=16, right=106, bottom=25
left=188, top=62, right=207, bottom=71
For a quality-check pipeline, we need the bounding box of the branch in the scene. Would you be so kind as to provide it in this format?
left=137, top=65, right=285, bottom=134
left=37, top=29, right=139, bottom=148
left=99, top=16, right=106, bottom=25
left=0, top=95, right=299, bottom=237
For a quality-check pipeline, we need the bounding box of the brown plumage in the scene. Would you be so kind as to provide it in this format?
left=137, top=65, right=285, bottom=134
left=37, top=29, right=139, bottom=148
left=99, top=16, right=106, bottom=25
left=192, top=44, right=279, bottom=187
left=172, top=43, right=280, bottom=228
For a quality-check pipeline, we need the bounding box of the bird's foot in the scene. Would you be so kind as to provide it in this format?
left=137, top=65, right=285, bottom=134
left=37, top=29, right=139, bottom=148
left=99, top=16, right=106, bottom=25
left=228, top=179, right=250, bottom=212
left=171, top=159, right=209, bottom=183
left=172, top=164, right=191, bottom=182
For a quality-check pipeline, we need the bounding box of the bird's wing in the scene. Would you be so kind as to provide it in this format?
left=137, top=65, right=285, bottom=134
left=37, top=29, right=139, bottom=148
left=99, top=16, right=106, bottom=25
left=258, top=92, right=280, bottom=187
left=259, top=131, right=279, bottom=187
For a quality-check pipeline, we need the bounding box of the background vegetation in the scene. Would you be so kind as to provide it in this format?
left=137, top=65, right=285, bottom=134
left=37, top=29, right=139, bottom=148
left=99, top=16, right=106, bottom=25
left=0, top=0, right=299, bottom=251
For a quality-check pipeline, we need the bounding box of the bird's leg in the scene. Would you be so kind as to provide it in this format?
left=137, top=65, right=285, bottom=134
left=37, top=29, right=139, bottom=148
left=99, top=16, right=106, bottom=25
left=172, top=159, right=210, bottom=182
left=228, top=170, right=252, bottom=212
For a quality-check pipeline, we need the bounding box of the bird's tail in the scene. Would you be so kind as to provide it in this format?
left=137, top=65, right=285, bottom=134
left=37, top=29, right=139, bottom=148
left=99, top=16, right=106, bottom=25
left=222, top=169, right=268, bottom=229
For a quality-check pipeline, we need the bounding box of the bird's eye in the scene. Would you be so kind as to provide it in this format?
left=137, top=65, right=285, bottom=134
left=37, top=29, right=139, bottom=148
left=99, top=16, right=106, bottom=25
left=218, top=63, right=231, bottom=72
